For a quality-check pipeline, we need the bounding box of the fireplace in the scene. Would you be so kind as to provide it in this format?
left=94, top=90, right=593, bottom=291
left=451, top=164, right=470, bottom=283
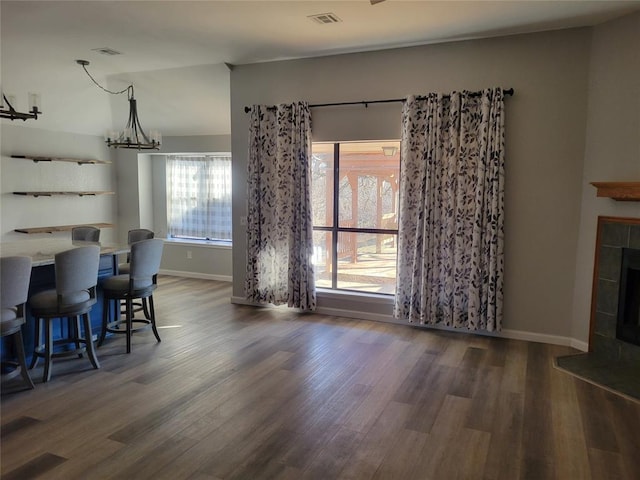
left=590, top=217, right=640, bottom=363
left=555, top=215, right=640, bottom=401
left=617, top=248, right=640, bottom=346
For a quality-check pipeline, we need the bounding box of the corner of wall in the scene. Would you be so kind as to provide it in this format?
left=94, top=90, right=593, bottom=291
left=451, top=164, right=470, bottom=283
left=570, top=11, right=640, bottom=347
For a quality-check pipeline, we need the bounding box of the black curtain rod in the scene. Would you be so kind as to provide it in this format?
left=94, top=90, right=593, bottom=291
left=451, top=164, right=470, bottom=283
left=243, top=88, right=514, bottom=113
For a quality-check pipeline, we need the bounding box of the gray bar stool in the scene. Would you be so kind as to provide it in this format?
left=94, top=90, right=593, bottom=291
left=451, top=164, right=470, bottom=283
left=29, top=245, right=101, bottom=382
left=119, top=229, right=155, bottom=319
left=119, top=229, right=155, bottom=274
left=100, top=238, right=164, bottom=353
left=71, top=225, right=100, bottom=242
left=1, top=256, right=35, bottom=389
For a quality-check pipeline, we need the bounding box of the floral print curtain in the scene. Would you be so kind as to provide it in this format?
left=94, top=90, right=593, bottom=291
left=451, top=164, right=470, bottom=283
left=394, top=88, right=505, bottom=331
left=245, top=102, right=316, bottom=311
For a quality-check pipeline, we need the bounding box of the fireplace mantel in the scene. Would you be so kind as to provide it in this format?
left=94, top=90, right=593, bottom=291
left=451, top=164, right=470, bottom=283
left=591, top=182, right=640, bottom=201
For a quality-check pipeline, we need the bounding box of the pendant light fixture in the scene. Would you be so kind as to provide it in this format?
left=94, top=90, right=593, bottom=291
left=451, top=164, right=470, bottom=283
left=77, top=59, right=161, bottom=150
left=0, top=90, right=42, bottom=121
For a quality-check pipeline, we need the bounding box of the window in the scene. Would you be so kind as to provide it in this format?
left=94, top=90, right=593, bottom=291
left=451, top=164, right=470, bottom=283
left=311, top=141, right=400, bottom=294
left=166, top=154, right=232, bottom=242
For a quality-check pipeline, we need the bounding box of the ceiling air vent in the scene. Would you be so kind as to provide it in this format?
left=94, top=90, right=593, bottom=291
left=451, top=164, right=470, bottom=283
left=91, top=47, right=122, bottom=56
left=308, top=12, right=342, bottom=25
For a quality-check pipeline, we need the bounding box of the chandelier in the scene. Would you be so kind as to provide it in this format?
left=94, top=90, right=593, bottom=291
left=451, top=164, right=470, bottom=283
left=1, top=92, right=42, bottom=121
left=77, top=60, right=161, bottom=150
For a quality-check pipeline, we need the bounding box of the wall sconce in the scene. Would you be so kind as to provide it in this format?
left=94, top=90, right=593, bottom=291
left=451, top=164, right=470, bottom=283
left=382, top=146, right=398, bottom=156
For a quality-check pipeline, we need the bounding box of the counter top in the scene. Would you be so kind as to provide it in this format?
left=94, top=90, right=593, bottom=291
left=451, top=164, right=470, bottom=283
left=0, top=239, right=129, bottom=267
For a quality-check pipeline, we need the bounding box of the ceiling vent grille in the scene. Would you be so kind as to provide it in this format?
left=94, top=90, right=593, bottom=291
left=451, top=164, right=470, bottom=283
left=308, top=12, right=342, bottom=25
left=91, top=47, right=122, bottom=56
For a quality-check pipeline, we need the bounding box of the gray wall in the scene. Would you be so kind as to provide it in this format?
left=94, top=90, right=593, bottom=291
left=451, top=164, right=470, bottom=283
left=3, top=12, right=638, bottom=344
left=115, top=134, right=232, bottom=242
left=571, top=12, right=640, bottom=345
left=148, top=134, right=233, bottom=280
left=150, top=134, right=232, bottom=240
left=0, top=125, right=232, bottom=279
left=0, top=124, right=116, bottom=243
left=230, top=27, right=594, bottom=340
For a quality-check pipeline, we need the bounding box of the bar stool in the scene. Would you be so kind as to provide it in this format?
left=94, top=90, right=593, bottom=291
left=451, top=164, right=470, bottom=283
left=119, top=229, right=155, bottom=274
left=72, top=225, right=100, bottom=242
left=100, top=238, right=164, bottom=353
left=1, top=256, right=35, bottom=389
left=29, top=245, right=101, bottom=382
left=119, top=229, right=155, bottom=319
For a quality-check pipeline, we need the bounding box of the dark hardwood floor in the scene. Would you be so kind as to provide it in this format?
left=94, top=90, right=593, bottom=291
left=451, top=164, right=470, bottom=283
left=2, top=276, right=639, bottom=479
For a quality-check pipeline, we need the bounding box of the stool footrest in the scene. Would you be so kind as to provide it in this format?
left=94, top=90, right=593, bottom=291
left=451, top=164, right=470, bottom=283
left=106, top=319, right=152, bottom=334
left=33, top=338, right=92, bottom=359
left=1, top=361, right=24, bottom=381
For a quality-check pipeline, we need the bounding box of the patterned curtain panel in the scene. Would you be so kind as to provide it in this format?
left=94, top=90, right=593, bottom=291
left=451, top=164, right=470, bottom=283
left=245, top=102, right=316, bottom=311
left=167, top=155, right=232, bottom=240
left=394, top=88, right=505, bottom=331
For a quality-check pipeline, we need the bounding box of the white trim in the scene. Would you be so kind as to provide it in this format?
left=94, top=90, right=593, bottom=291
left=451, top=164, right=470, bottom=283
left=149, top=152, right=231, bottom=157
left=160, top=269, right=232, bottom=282
left=317, top=288, right=394, bottom=304
left=500, top=329, right=587, bottom=351
left=315, top=305, right=393, bottom=323
left=230, top=296, right=287, bottom=308
left=163, top=238, right=232, bottom=250
left=229, top=297, right=589, bottom=350
left=231, top=296, right=258, bottom=306
left=231, top=297, right=394, bottom=315
left=569, top=338, right=590, bottom=352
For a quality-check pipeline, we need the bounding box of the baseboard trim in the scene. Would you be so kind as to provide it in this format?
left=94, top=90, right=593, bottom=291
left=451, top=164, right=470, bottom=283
left=231, top=296, right=261, bottom=306
left=500, top=329, right=588, bottom=351
left=318, top=306, right=588, bottom=350
left=569, top=338, right=590, bottom=352
left=315, top=306, right=393, bottom=323
left=159, top=269, right=232, bottom=283
left=229, top=297, right=588, bottom=351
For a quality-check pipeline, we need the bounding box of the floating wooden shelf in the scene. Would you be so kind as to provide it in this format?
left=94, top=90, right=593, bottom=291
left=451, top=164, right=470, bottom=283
left=14, top=223, right=114, bottom=234
left=13, top=191, right=115, bottom=197
left=591, top=182, right=640, bottom=201
left=11, top=155, right=111, bottom=165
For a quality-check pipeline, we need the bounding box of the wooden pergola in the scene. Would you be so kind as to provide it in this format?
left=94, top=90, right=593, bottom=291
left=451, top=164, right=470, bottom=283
left=320, top=151, right=399, bottom=268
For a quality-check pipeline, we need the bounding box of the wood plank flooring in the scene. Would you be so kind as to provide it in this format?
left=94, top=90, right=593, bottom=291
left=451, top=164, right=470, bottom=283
left=2, top=276, right=640, bottom=479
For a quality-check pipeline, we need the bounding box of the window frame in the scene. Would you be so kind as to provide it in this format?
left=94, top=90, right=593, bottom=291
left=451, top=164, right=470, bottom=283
left=312, top=141, right=399, bottom=294
left=165, top=153, right=233, bottom=244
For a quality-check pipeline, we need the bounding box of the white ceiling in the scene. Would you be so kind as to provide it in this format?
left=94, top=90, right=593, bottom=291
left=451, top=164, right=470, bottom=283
left=2, top=0, right=639, bottom=137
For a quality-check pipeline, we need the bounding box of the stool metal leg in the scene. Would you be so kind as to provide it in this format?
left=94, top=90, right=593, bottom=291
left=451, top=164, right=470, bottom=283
left=83, top=313, right=100, bottom=370
left=43, top=319, right=53, bottom=383
left=126, top=298, right=133, bottom=354
left=99, top=298, right=110, bottom=347
left=142, top=298, right=151, bottom=320
left=29, top=317, right=42, bottom=369
left=13, top=329, right=35, bottom=389
left=148, top=295, right=161, bottom=343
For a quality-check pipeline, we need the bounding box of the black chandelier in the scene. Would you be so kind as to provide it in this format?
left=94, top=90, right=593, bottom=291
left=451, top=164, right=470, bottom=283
left=1, top=92, right=42, bottom=121
left=77, top=59, right=161, bottom=150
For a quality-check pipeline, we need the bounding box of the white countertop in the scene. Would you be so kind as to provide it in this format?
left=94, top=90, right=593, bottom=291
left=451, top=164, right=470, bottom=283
left=0, top=238, right=129, bottom=267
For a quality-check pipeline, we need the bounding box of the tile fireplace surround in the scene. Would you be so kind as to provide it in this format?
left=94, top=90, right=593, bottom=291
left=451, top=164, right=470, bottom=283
left=556, top=216, right=640, bottom=401
left=590, top=217, right=640, bottom=361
